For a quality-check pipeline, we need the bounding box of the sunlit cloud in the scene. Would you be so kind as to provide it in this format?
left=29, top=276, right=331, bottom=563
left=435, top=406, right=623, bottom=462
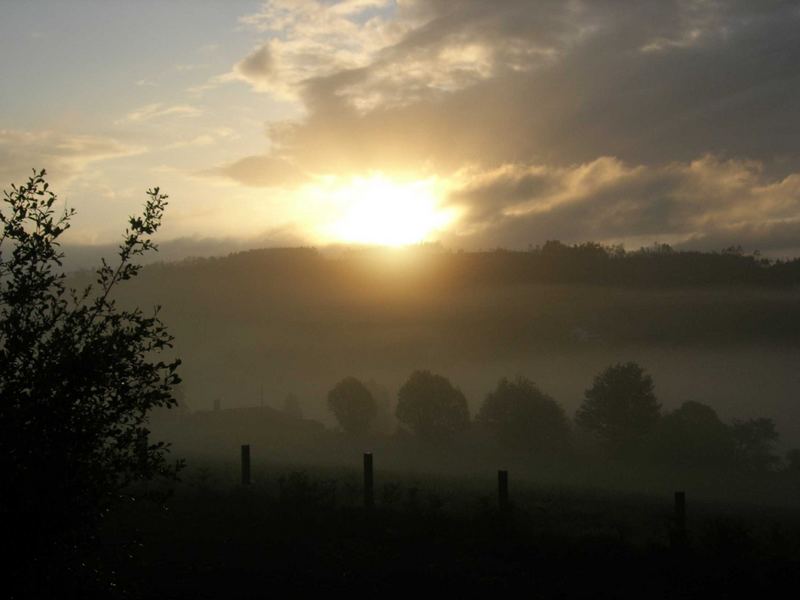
left=120, top=103, right=204, bottom=123
left=164, top=127, right=239, bottom=150
left=0, top=129, right=143, bottom=185
left=204, top=155, right=309, bottom=188
left=442, top=156, right=800, bottom=252
left=222, top=0, right=418, bottom=100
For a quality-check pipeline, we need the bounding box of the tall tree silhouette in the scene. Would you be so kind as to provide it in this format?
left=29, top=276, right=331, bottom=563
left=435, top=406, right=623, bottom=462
left=478, top=376, right=569, bottom=453
left=396, top=370, right=469, bottom=441
left=575, top=362, right=660, bottom=454
left=0, top=170, right=181, bottom=585
left=327, top=376, right=377, bottom=436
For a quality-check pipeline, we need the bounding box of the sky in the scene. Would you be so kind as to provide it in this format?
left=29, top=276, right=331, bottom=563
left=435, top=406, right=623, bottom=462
left=2, top=0, right=800, bottom=259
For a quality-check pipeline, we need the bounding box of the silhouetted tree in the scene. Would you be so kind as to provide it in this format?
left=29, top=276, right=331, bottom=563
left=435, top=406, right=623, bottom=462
left=731, top=417, right=780, bottom=472
left=0, top=170, right=181, bottom=585
left=648, top=401, right=735, bottom=469
left=575, top=362, right=660, bottom=453
left=477, top=376, right=569, bottom=453
left=396, top=370, right=469, bottom=441
left=327, top=376, right=377, bottom=435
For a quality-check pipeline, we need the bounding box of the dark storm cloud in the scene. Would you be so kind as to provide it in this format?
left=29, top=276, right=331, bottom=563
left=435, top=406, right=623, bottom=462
left=271, top=0, right=800, bottom=169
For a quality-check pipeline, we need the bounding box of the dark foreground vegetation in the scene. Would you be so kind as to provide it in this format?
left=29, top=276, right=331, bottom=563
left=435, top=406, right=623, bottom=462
left=57, top=463, right=800, bottom=598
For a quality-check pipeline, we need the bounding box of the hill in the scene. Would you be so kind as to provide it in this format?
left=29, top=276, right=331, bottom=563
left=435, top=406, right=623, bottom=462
left=91, top=244, right=800, bottom=444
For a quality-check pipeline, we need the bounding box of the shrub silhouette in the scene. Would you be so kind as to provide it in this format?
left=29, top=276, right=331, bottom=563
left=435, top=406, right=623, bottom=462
left=575, top=362, right=660, bottom=454
left=396, top=370, right=469, bottom=441
left=0, top=170, right=182, bottom=578
left=327, top=376, right=377, bottom=435
left=477, top=376, right=569, bottom=453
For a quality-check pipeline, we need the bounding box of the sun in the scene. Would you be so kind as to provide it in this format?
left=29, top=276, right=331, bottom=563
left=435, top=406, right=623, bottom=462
left=321, top=174, right=455, bottom=246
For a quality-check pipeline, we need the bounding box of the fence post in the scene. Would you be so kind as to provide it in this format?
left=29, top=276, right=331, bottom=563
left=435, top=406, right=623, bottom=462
left=673, top=490, right=687, bottom=548
left=241, top=444, right=251, bottom=486
left=498, top=469, right=509, bottom=512
left=363, top=452, right=374, bottom=511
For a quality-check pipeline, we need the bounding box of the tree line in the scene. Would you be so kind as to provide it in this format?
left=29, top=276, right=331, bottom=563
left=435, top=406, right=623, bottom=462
left=438, top=240, right=800, bottom=288
left=327, top=363, right=795, bottom=474
left=136, top=238, right=800, bottom=294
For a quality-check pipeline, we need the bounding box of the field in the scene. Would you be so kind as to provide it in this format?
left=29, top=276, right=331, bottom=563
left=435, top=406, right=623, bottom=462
left=61, top=457, right=800, bottom=598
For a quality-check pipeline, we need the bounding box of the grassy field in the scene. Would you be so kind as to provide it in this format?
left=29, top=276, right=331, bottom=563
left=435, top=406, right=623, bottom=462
left=76, top=459, right=800, bottom=598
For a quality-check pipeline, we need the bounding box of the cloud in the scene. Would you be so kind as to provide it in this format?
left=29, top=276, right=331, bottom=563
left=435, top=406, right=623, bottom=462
left=120, top=103, right=203, bottom=123
left=676, top=220, right=800, bottom=257
left=235, top=44, right=274, bottom=83
left=258, top=0, right=800, bottom=172
left=441, top=156, right=800, bottom=254
left=225, top=0, right=422, bottom=98
left=212, top=1, right=800, bottom=252
left=0, top=129, right=142, bottom=186
left=228, top=0, right=567, bottom=108
left=164, top=127, right=239, bottom=150
left=203, top=155, right=309, bottom=188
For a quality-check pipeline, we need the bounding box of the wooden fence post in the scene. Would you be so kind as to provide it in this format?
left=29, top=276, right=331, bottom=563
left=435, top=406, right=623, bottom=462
left=498, top=469, right=509, bottom=512
left=241, top=444, right=251, bottom=486
left=363, top=452, right=374, bottom=511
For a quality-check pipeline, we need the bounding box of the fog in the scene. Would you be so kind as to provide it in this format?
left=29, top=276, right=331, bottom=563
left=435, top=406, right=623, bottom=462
left=103, top=245, right=800, bottom=471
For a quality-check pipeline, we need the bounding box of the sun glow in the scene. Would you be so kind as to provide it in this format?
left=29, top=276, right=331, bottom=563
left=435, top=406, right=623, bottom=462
left=321, top=175, right=455, bottom=246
